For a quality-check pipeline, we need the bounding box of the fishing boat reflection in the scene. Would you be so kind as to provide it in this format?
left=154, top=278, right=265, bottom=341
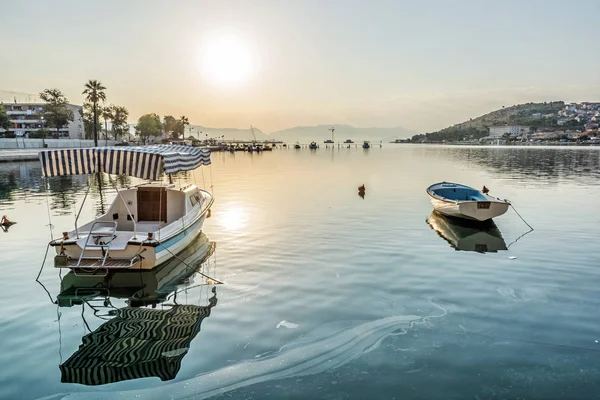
left=56, top=233, right=219, bottom=386
left=426, top=211, right=507, bottom=253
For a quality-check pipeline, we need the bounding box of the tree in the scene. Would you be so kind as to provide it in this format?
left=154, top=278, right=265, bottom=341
left=163, top=115, right=177, bottom=138
left=111, top=105, right=129, bottom=141
left=135, top=113, right=162, bottom=143
left=101, top=105, right=114, bottom=142
left=172, top=115, right=189, bottom=139
left=39, top=89, right=74, bottom=138
left=0, top=104, right=11, bottom=134
left=529, top=125, right=537, bottom=135
left=80, top=102, right=102, bottom=139
left=501, top=132, right=512, bottom=141
left=83, top=80, right=106, bottom=146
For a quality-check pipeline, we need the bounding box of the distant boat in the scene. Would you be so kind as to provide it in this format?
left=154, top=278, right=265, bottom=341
left=324, top=139, right=334, bottom=144
left=426, top=182, right=510, bottom=222
left=426, top=211, right=507, bottom=253
left=294, top=142, right=301, bottom=149
left=309, top=141, right=318, bottom=149
left=362, top=141, right=370, bottom=149
left=344, top=139, right=354, bottom=144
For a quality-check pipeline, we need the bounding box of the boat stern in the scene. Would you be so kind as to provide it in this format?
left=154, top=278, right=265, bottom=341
left=458, top=200, right=510, bottom=222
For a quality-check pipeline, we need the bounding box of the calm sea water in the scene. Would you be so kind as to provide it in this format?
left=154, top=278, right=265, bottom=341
left=1, top=145, right=600, bottom=400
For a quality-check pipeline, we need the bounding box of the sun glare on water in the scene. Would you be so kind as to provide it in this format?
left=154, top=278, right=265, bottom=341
left=218, top=206, right=246, bottom=231
left=198, top=28, right=257, bottom=87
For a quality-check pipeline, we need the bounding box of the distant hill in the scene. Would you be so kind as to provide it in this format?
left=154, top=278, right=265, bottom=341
left=268, top=124, right=416, bottom=143
left=412, top=101, right=566, bottom=142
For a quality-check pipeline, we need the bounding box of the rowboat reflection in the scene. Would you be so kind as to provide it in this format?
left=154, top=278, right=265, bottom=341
left=426, top=211, right=507, bottom=253
left=56, top=233, right=219, bottom=386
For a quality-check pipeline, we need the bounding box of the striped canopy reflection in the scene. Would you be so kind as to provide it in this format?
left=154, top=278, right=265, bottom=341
left=39, top=145, right=211, bottom=180
left=60, top=300, right=217, bottom=385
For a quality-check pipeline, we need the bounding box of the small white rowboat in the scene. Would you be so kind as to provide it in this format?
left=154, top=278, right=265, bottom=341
left=426, top=182, right=510, bottom=222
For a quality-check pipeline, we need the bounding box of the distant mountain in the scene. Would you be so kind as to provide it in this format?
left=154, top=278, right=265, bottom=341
left=268, top=124, right=416, bottom=143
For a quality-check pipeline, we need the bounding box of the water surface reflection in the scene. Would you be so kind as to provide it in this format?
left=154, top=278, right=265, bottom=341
left=53, top=233, right=218, bottom=386
left=427, top=211, right=507, bottom=253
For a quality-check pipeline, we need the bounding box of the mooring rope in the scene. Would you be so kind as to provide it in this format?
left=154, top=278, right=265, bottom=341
left=36, top=242, right=51, bottom=282
left=510, top=203, right=534, bottom=231
left=159, top=242, right=224, bottom=285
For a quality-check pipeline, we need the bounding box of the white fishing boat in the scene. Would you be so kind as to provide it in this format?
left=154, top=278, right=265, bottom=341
left=426, top=211, right=507, bottom=253
left=40, top=145, right=213, bottom=271
left=426, top=182, right=510, bottom=222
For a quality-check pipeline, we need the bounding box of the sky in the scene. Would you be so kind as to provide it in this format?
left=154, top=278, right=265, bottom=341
left=1, top=0, right=599, bottom=133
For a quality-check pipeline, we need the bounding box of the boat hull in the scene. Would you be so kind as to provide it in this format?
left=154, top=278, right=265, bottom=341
left=428, top=195, right=509, bottom=221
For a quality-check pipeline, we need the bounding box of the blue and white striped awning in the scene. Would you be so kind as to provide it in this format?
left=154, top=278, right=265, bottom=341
left=39, top=145, right=211, bottom=180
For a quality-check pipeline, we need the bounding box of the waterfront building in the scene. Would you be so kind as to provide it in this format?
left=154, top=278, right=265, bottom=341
left=488, top=125, right=528, bottom=139
left=0, top=102, right=84, bottom=139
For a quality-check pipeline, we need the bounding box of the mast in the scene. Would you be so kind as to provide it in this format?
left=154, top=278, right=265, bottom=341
left=329, top=126, right=335, bottom=142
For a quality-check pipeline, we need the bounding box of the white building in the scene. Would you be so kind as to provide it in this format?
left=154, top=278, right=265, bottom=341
left=0, top=102, right=84, bottom=139
left=488, top=125, right=528, bottom=139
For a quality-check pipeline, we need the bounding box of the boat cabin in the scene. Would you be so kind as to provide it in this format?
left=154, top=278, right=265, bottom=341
left=97, top=184, right=204, bottom=234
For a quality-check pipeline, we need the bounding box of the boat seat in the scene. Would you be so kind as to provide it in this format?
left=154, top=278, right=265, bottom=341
left=89, top=226, right=115, bottom=236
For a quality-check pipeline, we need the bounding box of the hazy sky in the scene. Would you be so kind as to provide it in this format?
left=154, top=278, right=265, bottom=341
left=1, top=0, right=599, bottom=133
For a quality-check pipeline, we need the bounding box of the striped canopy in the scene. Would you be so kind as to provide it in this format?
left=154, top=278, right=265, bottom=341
left=39, top=145, right=211, bottom=180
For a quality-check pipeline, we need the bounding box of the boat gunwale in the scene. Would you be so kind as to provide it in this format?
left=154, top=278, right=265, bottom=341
left=426, top=182, right=509, bottom=205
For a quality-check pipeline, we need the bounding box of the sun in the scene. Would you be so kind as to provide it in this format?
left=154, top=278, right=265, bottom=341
left=199, top=29, right=257, bottom=87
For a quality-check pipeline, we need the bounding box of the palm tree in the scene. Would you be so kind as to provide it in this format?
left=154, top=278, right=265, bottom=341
left=83, top=80, right=106, bottom=146
left=101, top=106, right=114, bottom=143
left=179, top=115, right=189, bottom=138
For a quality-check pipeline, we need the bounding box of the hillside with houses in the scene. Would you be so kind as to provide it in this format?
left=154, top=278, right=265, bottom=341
left=411, top=101, right=600, bottom=143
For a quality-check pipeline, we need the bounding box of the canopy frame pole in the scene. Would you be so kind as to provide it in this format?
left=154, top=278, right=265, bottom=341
left=74, top=183, right=91, bottom=239
left=108, top=176, right=138, bottom=240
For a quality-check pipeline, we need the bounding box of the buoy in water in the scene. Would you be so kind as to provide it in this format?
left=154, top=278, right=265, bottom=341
left=358, top=184, right=365, bottom=193
left=482, top=185, right=489, bottom=194
left=1, top=215, right=16, bottom=226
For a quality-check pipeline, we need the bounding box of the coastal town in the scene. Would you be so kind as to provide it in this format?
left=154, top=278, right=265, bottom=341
left=405, top=101, right=600, bottom=145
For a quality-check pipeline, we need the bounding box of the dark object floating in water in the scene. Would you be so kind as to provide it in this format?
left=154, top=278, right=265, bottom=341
left=358, top=185, right=366, bottom=199
left=1, top=215, right=16, bottom=226
left=482, top=185, right=489, bottom=194
left=1, top=215, right=16, bottom=233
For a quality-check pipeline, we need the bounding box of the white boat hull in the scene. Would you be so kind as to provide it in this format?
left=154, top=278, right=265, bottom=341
left=429, top=195, right=509, bottom=222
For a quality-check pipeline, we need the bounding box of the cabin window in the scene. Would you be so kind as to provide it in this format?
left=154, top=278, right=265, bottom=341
left=137, top=187, right=167, bottom=222
left=190, top=193, right=202, bottom=207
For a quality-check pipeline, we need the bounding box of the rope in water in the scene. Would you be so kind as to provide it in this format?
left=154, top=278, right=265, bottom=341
left=36, top=242, right=51, bottom=282
left=510, top=203, right=534, bottom=231
left=160, top=242, right=224, bottom=285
